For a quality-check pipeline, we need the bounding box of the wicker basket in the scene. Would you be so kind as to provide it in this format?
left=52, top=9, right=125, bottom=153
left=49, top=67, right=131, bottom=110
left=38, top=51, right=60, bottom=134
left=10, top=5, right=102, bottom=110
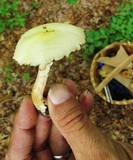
left=90, top=42, right=133, bottom=105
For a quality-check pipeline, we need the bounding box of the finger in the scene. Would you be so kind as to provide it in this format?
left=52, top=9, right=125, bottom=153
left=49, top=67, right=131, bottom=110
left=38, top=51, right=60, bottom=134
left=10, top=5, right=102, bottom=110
left=47, top=85, right=101, bottom=159
left=63, top=79, right=94, bottom=113
left=33, top=114, right=52, bottom=160
left=48, top=79, right=75, bottom=156
left=49, top=124, right=70, bottom=156
left=5, top=96, right=38, bottom=160
left=79, top=90, right=94, bottom=113
left=62, top=79, right=77, bottom=96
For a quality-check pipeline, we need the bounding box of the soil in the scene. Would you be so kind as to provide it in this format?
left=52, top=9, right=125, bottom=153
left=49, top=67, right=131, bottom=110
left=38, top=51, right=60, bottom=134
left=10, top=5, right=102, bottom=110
left=0, top=0, right=133, bottom=159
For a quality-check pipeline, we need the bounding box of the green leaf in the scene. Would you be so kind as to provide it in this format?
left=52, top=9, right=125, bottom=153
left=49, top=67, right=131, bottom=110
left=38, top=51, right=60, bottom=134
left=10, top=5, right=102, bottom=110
left=6, top=74, right=14, bottom=82
left=30, top=0, right=40, bottom=10
left=22, top=73, right=30, bottom=81
left=125, top=4, right=131, bottom=11
left=94, top=41, right=103, bottom=47
left=0, top=19, right=5, bottom=33
left=94, top=31, right=101, bottom=40
left=68, top=54, right=74, bottom=60
left=112, top=17, right=117, bottom=23
left=86, top=37, right=94, bottom=43
left=119, top=11, right=128, bottom=16
left=88, top=44, right=95, bottom=53
left=85, top=30, right=95, bottom=37
left=99, top=28, right=106, bottom=35
left=67, top=0, right=77, bottom=4
left=4, top=66, right=12, bottom=72
left=102, top=40, right=109, bottom=48
left=116, top=18, right=123, bottom=25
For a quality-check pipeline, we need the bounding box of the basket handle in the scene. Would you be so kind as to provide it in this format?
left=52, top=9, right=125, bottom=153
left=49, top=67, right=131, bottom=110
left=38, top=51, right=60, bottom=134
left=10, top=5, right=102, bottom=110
left=96, top=54, right=133, bottom=93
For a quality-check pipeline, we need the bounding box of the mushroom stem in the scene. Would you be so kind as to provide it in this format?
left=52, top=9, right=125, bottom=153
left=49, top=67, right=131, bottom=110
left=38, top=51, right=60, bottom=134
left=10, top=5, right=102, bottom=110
left=31, top=62, right=53, bottom=116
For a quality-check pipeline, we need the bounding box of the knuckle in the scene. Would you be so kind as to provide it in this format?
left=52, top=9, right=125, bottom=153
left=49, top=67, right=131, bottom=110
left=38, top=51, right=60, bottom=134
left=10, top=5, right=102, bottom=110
left=57, top=105, right=85, bottom=133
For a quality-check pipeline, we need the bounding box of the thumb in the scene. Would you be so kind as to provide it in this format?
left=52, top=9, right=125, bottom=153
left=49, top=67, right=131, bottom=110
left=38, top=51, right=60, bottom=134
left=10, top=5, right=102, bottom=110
left=48, top=84, right=97, bottom=157
left=47, top=85, right=131, bottom=160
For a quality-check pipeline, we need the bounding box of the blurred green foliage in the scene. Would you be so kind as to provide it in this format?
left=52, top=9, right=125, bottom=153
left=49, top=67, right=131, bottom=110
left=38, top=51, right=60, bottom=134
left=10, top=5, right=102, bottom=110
left=4, top=66, right=14, bottom=82
left=67, top=0, right=78, bottom=5
left=82, top=0, right=133, bottom=61
left=3, top=66, right=30, bottom=83
left=22, top=73, right=30, bottom=81
left=0, top=0, right=29, bottom=33
left=30, top=0, right=40, bottom=10
left=0, top=0, right=40, bottom=32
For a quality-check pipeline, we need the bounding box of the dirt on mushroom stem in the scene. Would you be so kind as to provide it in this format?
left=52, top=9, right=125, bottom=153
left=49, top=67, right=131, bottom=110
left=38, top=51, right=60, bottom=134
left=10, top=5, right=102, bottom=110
left=0, top=0, right=133, bottom=159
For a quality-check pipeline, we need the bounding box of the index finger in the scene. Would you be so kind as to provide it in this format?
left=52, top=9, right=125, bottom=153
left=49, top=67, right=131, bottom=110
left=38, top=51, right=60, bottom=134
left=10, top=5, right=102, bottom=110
left=5, top=96, right=38, bottom=160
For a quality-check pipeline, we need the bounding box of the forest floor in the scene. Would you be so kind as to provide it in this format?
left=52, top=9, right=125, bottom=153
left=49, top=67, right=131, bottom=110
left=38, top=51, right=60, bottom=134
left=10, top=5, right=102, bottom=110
left=0, top=0, right=133, bottom=159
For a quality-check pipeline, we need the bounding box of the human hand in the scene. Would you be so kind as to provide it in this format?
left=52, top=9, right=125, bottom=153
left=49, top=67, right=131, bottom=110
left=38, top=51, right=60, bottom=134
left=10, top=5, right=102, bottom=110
left=5, top=79, right=132, bottom=160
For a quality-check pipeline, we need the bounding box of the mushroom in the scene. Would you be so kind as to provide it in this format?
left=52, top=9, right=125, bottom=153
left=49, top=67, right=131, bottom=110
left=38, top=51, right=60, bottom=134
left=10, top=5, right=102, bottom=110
left=13, top=23, right=85, bottom=116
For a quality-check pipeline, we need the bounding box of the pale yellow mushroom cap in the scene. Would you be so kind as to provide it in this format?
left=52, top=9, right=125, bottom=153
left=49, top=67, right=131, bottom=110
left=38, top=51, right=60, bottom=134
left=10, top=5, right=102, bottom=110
left=13, top=23, right=85, bottom=66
